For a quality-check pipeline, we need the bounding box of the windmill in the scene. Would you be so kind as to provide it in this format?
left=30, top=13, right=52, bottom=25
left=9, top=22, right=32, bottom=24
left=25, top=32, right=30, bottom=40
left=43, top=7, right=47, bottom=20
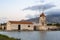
left=38, top=0, right=48, bottom=30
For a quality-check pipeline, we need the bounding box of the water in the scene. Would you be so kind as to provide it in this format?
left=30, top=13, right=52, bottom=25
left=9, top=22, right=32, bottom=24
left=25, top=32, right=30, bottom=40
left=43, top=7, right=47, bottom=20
left=0, top=31, right=60, bottom=40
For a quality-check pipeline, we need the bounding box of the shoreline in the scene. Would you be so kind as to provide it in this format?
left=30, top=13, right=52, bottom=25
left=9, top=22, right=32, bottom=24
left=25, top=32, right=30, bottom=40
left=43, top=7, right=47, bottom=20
left=0, top=30, right=60, bottom=32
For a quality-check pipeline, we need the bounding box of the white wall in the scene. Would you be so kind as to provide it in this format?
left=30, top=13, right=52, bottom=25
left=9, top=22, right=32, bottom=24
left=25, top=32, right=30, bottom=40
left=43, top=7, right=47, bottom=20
left=6, top=22, right=11, bottom=30
left=7, top=22, right=34, bottom=31
left=10, top=24, right=18, bottom=30
left=21, top=24, right=34, bottom=30
left=47, top=26, right=57, bottom=29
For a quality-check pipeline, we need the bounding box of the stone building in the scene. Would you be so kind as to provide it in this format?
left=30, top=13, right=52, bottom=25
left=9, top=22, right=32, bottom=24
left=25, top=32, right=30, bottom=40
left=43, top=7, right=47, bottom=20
left=38, top=12, right=48, bottom=30
left=6, top=21, right=34, bottom=31
left=0, top=23, right=6, bottom=30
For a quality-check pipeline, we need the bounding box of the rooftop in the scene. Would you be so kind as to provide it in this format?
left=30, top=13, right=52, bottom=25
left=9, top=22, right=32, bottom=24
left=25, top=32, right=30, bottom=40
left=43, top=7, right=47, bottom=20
left=9, top=21, right=33, bottom=24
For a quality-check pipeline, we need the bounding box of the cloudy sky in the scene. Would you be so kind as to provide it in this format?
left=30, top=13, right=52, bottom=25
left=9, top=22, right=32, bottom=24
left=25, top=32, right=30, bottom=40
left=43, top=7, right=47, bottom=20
left=0, top=0, right=60, bottom=23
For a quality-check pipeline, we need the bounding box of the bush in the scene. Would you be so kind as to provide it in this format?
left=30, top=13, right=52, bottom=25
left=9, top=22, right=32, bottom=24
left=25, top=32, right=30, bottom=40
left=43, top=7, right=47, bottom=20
left=0, top=34, right=17, bottom=40
left=47, top=24, right=52, bottom=26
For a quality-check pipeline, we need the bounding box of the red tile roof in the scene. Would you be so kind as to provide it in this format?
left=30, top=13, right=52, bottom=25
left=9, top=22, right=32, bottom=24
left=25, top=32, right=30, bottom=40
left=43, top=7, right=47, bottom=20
left=9, top=21, right=33, bottom=24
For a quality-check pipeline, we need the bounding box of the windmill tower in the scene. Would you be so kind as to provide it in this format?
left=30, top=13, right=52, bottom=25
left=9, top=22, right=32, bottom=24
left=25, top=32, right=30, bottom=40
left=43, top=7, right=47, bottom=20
left=37, top=7, right=48, bottom=30
left=39, top=12, right=46, bottom=26
left=38, top=12, right=47, bottom=30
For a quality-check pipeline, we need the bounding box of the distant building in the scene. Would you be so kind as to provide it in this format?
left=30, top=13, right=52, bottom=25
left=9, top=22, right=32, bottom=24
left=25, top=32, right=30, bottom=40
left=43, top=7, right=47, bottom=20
left=0, top=23, right=6, bottom=30
left=31, top=12, right=49, bottom=31
left=38, top=12, right=48, bottom=30
left=6, top=21, right=34, bottom=31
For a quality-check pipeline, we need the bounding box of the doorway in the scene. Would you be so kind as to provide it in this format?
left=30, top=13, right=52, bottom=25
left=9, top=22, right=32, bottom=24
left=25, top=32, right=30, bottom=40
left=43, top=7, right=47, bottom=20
left=34, top=26, right=36, bottom=31
left=18, top=25, right=21, bottom=30
left=4, top=27, right=6, bottom=30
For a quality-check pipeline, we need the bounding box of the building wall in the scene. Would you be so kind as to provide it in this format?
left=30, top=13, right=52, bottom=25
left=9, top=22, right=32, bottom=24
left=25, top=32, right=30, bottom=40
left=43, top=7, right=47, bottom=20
left=10, top=24, right=18, bottom=30
left=21, top=24, right=34, bottom=30
left=6, top=22, right=12, bottom=30
left=47, top=26, right=57, bottom=29
left=6, top=22, right=34, bottom=30
left=7, top=24, right=19, bottom=30
left=38, top=25, right=48, bottom=30
left=6, top=21, right=58, bottom=31
left=33, top=23, right=39, bottom=30
left=39, top=17, right=46, bottom=26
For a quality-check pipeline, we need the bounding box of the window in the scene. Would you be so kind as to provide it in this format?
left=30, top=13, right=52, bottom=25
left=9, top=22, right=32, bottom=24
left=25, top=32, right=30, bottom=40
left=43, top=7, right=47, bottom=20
left=28, top=25, right=30, bottom=27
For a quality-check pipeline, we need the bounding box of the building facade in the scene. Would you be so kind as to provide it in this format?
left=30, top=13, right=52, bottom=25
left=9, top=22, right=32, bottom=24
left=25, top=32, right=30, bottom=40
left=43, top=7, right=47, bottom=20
left=6, top=21, right=34, bottom=31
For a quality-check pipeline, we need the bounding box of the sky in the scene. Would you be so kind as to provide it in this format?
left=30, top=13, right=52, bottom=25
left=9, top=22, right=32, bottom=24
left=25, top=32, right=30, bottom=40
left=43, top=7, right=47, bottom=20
left=0, top=0, right=60, bottom=23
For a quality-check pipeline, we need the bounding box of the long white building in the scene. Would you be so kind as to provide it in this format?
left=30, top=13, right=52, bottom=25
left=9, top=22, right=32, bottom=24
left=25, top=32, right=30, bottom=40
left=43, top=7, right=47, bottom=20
left=7, top=21, right=34, bottom=31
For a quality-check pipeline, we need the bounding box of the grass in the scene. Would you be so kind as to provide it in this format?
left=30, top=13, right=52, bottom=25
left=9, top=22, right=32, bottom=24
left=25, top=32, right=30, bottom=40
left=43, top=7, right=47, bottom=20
left=0, top=34, right=20, bottom=40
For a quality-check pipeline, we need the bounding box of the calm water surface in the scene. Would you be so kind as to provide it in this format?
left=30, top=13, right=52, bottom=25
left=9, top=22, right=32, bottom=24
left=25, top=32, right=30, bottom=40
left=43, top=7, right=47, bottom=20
left=0, top=31, right=60, bottom=40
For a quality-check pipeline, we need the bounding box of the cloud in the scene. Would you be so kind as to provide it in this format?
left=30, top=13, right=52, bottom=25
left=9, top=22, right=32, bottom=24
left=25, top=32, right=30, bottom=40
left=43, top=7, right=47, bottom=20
left=40, top=0, right=45, bottom=3
left=26, top=14, right=39, bottom=18
left=23, top=3, right=56, bottom=11
left=46, top=9, right=60, bottom=15
left=0, top=17, right=8, bottom=23
left=35, top=0, right=45, bottom=3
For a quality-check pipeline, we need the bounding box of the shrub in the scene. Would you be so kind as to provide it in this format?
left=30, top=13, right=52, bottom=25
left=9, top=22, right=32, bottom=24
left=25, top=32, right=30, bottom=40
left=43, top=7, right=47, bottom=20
left=0, top=34, right=17, bottom=40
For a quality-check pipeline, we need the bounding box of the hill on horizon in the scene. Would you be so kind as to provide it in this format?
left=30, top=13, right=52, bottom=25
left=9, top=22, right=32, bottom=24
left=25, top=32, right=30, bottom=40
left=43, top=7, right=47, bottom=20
left=25, top=11, right=60, bottom=24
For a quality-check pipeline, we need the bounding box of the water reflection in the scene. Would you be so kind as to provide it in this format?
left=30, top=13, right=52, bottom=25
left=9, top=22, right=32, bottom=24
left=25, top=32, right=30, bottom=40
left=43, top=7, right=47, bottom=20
left=40, top=31, right=47, bottom=40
